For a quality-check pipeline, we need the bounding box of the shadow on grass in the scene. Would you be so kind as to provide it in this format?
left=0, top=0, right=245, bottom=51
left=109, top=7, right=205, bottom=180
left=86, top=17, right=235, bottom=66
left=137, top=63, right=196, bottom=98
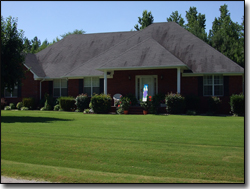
left=1, top=116, right=73, bottom=123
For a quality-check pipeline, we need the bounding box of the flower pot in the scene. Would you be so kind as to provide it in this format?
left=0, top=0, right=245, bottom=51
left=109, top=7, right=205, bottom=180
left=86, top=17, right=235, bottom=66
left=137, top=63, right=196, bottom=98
left=124, top=110, right=129, bottom=114
left=143, top=110, right=148, bottom=115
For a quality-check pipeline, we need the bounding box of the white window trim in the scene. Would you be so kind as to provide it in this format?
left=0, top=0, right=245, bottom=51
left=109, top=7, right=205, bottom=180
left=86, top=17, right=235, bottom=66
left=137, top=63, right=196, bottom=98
left=203, top=75, right=224, bottom=96
left=84, top=77, right=100, bottom=96
left=53, top=79, right=67, bottom=97
left=4, top=85, right=18, bottom=98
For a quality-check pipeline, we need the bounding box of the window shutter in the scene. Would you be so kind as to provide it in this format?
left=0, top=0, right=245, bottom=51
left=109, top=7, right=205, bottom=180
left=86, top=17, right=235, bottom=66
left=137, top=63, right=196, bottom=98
left=224, top=76, right=229, bottom=96
left=49, top=81, right=53, bottom=96
left=79, top=79, right=83, bottom=94
left=198, top=76, right=203, bottom=96
left=18, top=81, right=22, bottom=97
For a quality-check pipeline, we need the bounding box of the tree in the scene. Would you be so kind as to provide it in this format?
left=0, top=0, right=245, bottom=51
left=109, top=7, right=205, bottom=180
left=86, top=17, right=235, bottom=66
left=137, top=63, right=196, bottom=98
left=30, top=36, right=41, bottom=53
left=185, top=7, right=208, bottom=42
left=134, top=10, right=154, bottom=31
left=23, top=37, right=32, bottom=53
left=208, top=4, right=244, bottom=67
left=1, top=16, right=25, bottom=94
left=166, top=11, right=185, bottom=27
left=37, top=39, right=50, bottom=52
left=60, top=29, right=85, bottom=39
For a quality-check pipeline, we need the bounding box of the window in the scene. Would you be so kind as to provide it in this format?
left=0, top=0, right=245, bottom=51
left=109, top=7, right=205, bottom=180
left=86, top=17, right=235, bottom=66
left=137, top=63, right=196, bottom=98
left=53, top=79, right=68, bottom=97
left=4, top=85, right=18, bottom=98
left=84, top=77, right=100, bottom=96
left=203, top=75, right=223, bottom=96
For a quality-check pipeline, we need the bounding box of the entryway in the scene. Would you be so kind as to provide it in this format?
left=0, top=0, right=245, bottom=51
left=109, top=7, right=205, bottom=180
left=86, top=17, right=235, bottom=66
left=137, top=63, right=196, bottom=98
left=135, top=75, right=158, bottom=100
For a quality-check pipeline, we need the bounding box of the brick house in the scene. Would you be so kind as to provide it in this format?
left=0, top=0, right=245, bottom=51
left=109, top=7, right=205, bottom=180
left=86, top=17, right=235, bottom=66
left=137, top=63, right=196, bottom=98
left=4, top=22, right=244, bottom=114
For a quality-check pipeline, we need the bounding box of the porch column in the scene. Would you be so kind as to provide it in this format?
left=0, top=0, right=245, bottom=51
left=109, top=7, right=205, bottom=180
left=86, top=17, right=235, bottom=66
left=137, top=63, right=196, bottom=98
left=177, top=68, right=181, bottom=94
left=104, top=70, right=107, bottom=95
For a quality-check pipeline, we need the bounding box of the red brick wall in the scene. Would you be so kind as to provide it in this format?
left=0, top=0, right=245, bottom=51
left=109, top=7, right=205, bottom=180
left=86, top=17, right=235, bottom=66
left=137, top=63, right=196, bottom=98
left=107, top=69, right=177, bottom=98
left=68, top=79, right=80, bottom=97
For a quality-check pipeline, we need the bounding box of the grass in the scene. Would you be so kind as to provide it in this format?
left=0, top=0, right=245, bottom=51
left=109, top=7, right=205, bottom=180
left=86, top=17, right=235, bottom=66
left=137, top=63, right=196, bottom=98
left=1, top=110, right=244, bottom=183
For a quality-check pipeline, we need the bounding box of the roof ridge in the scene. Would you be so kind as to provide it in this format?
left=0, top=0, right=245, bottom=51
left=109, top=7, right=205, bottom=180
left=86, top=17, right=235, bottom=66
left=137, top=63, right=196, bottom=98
left=63, top=27, right=149, bottom=77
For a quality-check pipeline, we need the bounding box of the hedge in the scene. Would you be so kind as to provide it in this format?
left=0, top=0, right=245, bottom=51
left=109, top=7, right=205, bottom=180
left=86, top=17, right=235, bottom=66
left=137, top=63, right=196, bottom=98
left=90, top=94, right=112, bottom=114
left=230, top=94, right=244, bottom=116
left=165, top=93, right=185, bottom=114
left=59, top=96, right=76, bottom=111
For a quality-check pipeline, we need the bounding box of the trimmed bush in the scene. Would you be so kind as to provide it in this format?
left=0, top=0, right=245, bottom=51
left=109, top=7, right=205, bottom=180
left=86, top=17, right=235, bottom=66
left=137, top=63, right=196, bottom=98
left=16, top=102, right=23, bottom=110
left=21, top=107, right=29, bottom=111
left=230, top=93, right=244, bottom=116
left=90, top=94, right=112, bottom=114
left=54, top=104, right=60, bottom=111
left=124, top=93, right=138, bottom=106
left=4, top=106, right=11, bottom=110
left=75, top=94, right=90, bottom=112
left=165, top=93, right=185, bottom=114
left=151, top=93, right=165, bottom=114
left=185, top=94, right=200, bottom=112
left=22, top=98, right=35, bottom=110
left=9, top=103, right=15, bottom=109
left=207, top=96, right=221, bottom=115
left=59, top=96, right=76, bottom=111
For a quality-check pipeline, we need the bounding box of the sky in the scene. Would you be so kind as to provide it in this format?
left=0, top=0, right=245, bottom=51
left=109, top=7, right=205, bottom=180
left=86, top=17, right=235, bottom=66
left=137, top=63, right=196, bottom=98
left=1, top=1, right=245, bottom=43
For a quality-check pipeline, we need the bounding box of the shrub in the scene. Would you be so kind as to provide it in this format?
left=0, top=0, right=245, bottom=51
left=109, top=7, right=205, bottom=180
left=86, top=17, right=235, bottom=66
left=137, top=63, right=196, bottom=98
left=1, top=98, right=7, bottom=110
left=75, top=94, right=90, bottom=112
left=140, top=96, right=152, bottom=111
left=185, top=94, right=200, bottom=112
left=4, top=106, right=11, bottom=110
left=207, top=96, right=221, bottom=115
left=90, top=94, right=112, bottom=114
left=9, top=103, right=15, bottom=109
left=16, top=102, right=23, bottom=110
left=22, top=98, right=35, bottom=110
left=165, top=93, right=185, bottom=114
left=124, top=93, right=138, bottom=106
left=151, top=93, right=165, bottom=114
left=230, top=93, right=244, bottom=116
left=54, top=104, right=60, bottom=111
left=186, top=110, right=197, bottom=115
left=21, top=107, right=29, bottom=111
left=59, top=96, right=76, bottom=111
left=83, top=109, right=93, bottom=114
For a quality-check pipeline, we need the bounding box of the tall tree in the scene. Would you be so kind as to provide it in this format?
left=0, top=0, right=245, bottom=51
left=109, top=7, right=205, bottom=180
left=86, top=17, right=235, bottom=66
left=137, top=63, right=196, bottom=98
left=134, top=10, right=154, bottom=31
left=23, top=37, right=32, bottom=53
left=60, top=29, right=85, bottom=39
left=30, top=36, right=41, bottom=53
left=185, top=7, right=208, bottom=42
left=166, top=11, right=185, bottom=27
left=1, top=16, right=25, bottom=94
left=208, top=4, right=244, bottom=67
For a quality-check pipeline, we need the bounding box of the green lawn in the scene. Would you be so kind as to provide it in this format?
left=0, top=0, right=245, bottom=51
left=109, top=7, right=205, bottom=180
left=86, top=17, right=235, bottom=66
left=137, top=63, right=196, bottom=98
left=1, top=110, right=244, bottom=183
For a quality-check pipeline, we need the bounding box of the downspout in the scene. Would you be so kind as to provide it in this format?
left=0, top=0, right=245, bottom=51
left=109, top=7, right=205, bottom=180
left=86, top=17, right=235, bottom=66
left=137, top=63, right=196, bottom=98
left=40, top=79, right=45, bottom=100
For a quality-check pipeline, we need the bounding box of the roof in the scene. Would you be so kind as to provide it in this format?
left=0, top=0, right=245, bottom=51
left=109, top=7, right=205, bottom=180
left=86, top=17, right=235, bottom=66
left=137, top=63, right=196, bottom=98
left=25, top=22, right=244, bottom=79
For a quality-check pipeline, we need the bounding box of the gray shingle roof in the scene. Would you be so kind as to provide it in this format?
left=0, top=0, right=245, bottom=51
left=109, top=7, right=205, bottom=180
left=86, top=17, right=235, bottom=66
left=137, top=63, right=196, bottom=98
left=25, top=22, right=244, bottom=79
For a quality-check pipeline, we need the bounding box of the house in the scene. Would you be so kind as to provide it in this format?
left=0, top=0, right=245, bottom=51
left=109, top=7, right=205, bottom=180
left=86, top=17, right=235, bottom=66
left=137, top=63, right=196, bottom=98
left=4, top=22, right=244, bottom=114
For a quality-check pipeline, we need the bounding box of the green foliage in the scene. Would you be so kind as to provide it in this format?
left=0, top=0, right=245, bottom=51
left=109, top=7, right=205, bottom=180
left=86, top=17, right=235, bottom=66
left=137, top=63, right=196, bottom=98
left=54, top=104, right=60, bottom=111
left=185, top=7, right=207, bottom=42
left=59, top=96, right=76, bottom=111
left=1, top=16, right=25, bottom=94
left=75, top=93, right=90, bottom=112
left=134, top=10, right=154, bottom=31
left=140, top=96, right=152, bottom=111
left=151, top=93, right=165, bottom=114
left=165, top=93, right=185, bottom=114
left=90, top=94, right=112, bottom=114
left=207, top=96, right=221, bottom=115
left=186, top=110, right=197, bottom=115
left=16, top=102, right=23, bottom=110
left=60, top=29, right=85, bottom=39
left=208, top=4, right=244, bottom=67
left=166, top=11, right=185, bottom=27
left=230, top=94, right=244, bottom=116
left=185, top=94, right=200, bottom=112
left=116, top=96, right=132, bottom=114
left=22, top=98, right=35, bottom=110
left=41, top=93, right=54, bottom=111
left=124, top=93, right=138, bottom=106
left=9, top=103, right=15, bottom=109
left=4, top=106, right=11, bottom=110
left=21, top=107, right=29, bottom=111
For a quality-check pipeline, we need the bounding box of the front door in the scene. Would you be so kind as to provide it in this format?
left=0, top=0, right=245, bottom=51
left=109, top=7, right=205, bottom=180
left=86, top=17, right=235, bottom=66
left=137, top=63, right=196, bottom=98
left=136, top=75, right=157, bottom=100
